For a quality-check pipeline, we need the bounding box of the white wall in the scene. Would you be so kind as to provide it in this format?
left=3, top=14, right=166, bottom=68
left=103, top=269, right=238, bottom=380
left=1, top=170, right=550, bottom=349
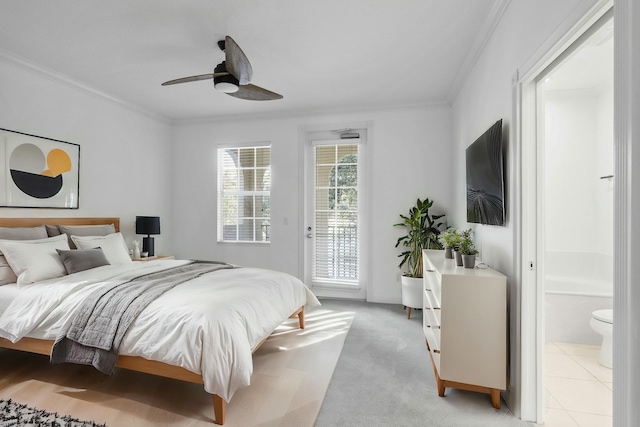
left=543, top=86, right=614, bottom=284
left=450, top=0, right=592, bottom=417
left=0, top=57, right=174, bottom=253
left=171, top=105, right=452, bottom=303
left=544, top=91, right=600, bottom=252
left=595, top=82, right=614, bottom=256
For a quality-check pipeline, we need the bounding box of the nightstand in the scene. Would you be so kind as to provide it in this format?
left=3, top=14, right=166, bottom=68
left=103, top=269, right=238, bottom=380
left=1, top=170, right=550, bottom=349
left=131, top=255, right=175, bottom=261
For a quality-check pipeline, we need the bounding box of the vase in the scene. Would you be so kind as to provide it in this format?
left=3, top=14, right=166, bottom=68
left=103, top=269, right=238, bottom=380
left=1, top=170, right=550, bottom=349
left=454, top=250, right=463, bottom=266
left=445, top=247, right=453, bottom=259
left=462, top=254, right=476, bottom=269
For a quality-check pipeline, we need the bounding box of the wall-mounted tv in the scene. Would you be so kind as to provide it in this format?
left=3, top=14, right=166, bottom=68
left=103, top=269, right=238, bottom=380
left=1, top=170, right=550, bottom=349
left=466, top=119, right=505, bottom=226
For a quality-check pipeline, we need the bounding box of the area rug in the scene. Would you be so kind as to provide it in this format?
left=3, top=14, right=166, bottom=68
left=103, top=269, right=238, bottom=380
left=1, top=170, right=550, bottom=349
left=0, top=305, right=354, bottom=426
left=223, top=305, right=355, bottom=426
left=0, top=398, right=107, bottom=427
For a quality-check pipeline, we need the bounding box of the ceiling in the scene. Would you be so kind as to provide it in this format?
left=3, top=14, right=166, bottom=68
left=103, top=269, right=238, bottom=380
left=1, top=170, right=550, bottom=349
left=0, top=0, right=499, bottom=122
left=542, top=18, right=613, bottom=92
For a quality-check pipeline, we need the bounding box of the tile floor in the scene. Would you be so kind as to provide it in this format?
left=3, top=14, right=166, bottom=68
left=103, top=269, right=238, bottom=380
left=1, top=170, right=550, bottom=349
left=538, top=342, right=612, bottom=427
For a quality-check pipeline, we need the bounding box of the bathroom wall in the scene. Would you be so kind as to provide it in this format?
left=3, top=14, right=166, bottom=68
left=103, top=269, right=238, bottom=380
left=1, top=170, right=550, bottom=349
left=543, top=79, right=614, bottom=344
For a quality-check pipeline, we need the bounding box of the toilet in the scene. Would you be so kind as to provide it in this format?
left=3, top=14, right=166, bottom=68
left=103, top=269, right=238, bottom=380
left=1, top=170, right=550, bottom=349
left=590, top=309, right=613, bottom=368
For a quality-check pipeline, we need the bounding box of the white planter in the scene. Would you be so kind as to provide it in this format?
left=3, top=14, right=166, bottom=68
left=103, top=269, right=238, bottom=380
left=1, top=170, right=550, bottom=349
left=401, top=275, right=423, bottom=309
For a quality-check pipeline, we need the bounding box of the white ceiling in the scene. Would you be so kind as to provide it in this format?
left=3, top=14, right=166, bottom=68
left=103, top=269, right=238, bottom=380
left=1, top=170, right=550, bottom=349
left=0, top=0, right=499, bottom=122
left=542, top=19, right=613, bottom=92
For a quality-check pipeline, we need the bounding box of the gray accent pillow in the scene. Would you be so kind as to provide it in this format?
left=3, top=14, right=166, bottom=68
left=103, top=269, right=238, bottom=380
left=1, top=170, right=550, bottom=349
left=56, top=248, right=110, bottom=274
left=0, top=225, right=48, bottom=240
left=56, top=224, right=117, bottom=249
left=45, top=224, right=62, bottom=237
left=0, top=225, right=49, bottom=285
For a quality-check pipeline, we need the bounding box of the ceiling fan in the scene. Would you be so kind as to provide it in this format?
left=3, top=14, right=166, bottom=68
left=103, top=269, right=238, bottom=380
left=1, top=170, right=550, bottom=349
left=161, top=36, right=282, bottom=101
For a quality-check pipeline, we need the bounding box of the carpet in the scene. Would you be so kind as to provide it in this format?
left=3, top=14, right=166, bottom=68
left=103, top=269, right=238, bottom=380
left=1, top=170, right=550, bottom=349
left=0, top=399, right=107, bottom=427
left=316, top=299, right=533, bottom=427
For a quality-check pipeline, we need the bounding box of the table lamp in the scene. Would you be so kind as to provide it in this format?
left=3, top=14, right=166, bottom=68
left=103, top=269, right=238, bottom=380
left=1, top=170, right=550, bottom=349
left=135, top=216, right=160, bottom=257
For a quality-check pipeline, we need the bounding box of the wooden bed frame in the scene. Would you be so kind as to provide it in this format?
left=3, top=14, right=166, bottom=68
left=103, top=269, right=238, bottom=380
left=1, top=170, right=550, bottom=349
left=0, top=217, right=306, bottom=425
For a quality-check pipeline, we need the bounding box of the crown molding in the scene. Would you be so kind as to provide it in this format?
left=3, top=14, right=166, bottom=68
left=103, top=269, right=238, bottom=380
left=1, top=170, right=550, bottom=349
left=171, top=99, right=450, bottom=126
left=446, top=0, right=511, bottom=104
left=0, top=48, right=170, bottom=124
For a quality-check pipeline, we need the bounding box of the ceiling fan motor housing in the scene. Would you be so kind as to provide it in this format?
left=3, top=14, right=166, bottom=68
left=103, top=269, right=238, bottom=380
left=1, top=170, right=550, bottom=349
left=213, top=62, right=239, bottom=93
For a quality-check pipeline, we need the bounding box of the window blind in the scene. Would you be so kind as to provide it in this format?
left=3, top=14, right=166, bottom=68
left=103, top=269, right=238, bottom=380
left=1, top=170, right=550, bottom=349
left=217, top=145, right=271, bottom=242
left=313, top=143, right=359, bottom=282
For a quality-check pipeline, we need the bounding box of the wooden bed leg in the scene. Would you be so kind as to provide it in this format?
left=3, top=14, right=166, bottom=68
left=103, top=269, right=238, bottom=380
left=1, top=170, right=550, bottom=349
left=298, top=306, right=305, bottom=329
left=212, top=394, right=226, bottom=425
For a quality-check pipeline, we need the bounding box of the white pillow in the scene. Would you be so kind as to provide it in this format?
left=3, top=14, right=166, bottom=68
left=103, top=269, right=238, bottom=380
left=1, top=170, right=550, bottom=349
left=0, top=225, right=49, bottom=285
left=0, top=234, right=70, bottom=286
left=71, top=232, right=132, bottom=265
left=0, top=256, right=18, bottom=285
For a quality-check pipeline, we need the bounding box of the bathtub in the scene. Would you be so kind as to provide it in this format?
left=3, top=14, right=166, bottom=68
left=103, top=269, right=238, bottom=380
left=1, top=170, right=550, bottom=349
left=545, top=251, right=613, bottom=345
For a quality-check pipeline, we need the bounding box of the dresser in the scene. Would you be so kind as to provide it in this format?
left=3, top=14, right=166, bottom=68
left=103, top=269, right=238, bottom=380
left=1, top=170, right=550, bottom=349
left=422, top=249, right=507, bottom=409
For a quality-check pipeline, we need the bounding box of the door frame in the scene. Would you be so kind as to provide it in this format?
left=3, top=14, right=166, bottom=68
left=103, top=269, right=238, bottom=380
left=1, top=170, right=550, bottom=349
left=298, top=122, right=372, bottom=300
left=513, top=0, right=613, bottom=422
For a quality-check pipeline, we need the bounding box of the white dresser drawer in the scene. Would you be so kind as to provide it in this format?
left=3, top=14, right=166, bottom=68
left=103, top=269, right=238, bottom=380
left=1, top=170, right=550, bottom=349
left=424, top=325, right=440, bottom=354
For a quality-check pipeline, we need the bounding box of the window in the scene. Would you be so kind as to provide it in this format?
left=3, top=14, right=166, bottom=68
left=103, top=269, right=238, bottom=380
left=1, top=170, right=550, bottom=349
left=313, top=143, right=359, bottom=282
left=217, top=144, right=271, bottom=242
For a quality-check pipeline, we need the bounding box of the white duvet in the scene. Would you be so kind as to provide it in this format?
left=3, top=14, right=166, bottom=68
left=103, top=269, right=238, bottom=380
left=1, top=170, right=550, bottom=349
left=0, top=260, right=320, bottom=401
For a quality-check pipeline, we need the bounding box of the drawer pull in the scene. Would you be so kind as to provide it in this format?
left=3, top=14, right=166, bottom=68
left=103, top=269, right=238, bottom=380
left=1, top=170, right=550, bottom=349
left=433, top=349, right=441, bottom=354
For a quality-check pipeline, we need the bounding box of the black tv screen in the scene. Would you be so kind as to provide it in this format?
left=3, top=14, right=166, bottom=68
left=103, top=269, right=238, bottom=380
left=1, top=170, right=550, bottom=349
left=466, top=119, right=505, bottom=226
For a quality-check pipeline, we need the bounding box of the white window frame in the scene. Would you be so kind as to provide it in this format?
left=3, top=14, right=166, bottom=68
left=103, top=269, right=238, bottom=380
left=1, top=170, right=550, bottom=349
left=217, top=142, right=271, bottom=244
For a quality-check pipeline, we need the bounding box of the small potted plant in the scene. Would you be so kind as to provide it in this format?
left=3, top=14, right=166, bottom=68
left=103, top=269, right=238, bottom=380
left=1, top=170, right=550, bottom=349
left=458, top=228, right=479, bottom=269
left=439, top=228, right=460, bottom=259
left=394, top=198, right=444, bottom=318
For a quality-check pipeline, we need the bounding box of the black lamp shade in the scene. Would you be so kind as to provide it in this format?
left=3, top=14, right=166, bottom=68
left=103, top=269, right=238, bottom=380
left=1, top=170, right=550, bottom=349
left=136, top=216, right=160, bottom=236
left=136, top=216, right=160, bottom=257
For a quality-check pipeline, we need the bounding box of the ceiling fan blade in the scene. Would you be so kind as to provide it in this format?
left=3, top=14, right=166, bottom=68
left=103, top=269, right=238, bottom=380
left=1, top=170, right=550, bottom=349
left=226, top=84, right=283, bottom=101
left=224, top=36, right=253, bottom=85
left=161, top=73, right=219, bottom=86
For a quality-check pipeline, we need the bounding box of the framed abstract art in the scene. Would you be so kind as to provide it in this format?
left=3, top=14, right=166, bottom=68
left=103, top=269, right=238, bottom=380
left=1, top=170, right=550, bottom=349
left=0, top=128, right=80, bottom=209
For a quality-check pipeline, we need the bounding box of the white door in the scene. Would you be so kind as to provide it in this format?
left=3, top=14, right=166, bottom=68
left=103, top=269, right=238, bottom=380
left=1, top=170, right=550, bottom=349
left=304, top=138, right=366, bottom=299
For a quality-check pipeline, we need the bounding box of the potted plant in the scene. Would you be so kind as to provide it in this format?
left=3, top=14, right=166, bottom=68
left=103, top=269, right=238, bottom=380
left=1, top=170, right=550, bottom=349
left=439, top=228, right=460, bottom=259
left=458, top=228, right=479, bottom=269
left=394, top=198, right=444, bottom=318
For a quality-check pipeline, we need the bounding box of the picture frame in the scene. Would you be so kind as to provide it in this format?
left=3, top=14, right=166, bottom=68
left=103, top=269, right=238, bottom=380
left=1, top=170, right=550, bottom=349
left=0, top=128, right=80, bottom=209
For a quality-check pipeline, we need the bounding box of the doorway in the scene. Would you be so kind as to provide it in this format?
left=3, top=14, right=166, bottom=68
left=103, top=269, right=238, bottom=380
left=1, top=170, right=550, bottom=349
left=536, top=14, right=614, bottom=425
left=301, top=125, right=369, bottom=300
left=516, top=5, right=614, bottom=424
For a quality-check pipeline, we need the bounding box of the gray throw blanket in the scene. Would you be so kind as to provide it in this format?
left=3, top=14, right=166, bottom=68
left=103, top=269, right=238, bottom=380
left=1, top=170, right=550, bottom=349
left=50, top=261, right=234, bottom=374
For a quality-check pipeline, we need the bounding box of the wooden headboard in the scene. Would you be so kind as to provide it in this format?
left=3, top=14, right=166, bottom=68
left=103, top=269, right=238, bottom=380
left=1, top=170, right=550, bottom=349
left=0, top=217, right=120, bottom=231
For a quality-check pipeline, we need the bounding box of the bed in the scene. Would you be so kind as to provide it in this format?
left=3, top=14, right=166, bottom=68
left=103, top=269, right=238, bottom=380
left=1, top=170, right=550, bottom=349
left=0, top=217, right=319, bottom=425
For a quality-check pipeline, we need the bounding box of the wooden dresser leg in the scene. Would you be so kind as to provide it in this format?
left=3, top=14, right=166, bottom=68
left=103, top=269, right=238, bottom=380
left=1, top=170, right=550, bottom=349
left=298, top=306, right=305, bottom=329
left=407, top=307, right=412, bottom=319
left=212, top=394, right=226, bottom=425
left=490, top=389, right=501, bottom=409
